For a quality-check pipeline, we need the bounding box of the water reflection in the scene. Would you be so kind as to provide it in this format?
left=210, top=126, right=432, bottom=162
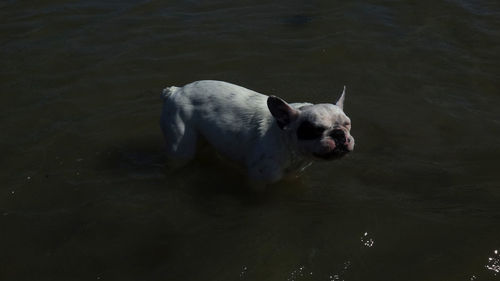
left=328, top=274, right=343, bottom=281
left=485, top=249, right=500, bottom=275
left=470, top=249, right=500, bottom=280
left=282, top=231, right=375, bottom=281
left=327, top=261, right=351, bottom=281
left=286, top=265, right=310, bottom=281
left=239, top=265, right=248, bottom=279
left=361, top=232, right=375, bottom=248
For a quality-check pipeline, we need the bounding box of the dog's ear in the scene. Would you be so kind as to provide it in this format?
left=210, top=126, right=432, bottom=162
left=267, top=96, right=299, bottom=130
left=335, top=86, right=346, bottom=110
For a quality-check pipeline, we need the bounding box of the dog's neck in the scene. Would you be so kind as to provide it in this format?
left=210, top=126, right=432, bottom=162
left=278, top=127, right=313, bottom=176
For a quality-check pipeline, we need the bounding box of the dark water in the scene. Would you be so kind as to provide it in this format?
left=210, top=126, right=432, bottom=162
left=1, top=0, right=500, bottom=280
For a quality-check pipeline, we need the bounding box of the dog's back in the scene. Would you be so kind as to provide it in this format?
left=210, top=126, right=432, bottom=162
left=160, top=80, right=276, bottom=165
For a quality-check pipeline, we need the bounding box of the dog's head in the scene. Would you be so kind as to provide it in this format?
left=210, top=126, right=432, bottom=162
left=267, top=86, right=354, bottom=160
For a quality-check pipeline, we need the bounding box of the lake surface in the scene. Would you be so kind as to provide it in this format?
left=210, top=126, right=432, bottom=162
left=1, top=0, right=500, bottom=280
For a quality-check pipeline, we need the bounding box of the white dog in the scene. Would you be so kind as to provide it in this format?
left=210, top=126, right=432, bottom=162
left=160, top=80, right=354, bottom=183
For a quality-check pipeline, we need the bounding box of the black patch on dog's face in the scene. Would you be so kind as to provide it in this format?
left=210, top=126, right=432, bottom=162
left=296, top=120, right=326, bottom=140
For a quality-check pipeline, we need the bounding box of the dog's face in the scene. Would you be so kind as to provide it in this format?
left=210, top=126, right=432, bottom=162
left=267, top=87, right=354, bottom=160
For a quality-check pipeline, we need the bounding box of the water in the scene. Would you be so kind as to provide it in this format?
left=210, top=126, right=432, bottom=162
left=1, top=0, right=500, bottom=280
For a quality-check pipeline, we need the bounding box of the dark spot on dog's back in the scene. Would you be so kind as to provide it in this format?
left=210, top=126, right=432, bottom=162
left=191, top=94, right=208, bottom=106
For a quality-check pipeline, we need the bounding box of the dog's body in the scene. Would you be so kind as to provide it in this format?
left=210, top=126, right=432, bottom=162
left=160, top=80, right=354, bottom=183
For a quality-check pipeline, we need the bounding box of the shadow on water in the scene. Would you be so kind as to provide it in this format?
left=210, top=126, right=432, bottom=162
left=99, top=137, right=306, bottom=207
left=100, top=138, right=167, bottom=178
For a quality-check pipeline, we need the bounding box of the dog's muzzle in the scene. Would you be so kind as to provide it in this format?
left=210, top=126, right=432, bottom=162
left=313, top=129, right=351, bottom=160
left=330, top=129, right=347, bottom=150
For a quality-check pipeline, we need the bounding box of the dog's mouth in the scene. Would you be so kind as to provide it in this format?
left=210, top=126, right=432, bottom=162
left=313, top=146, right=350, bottom=160
left=313, top=133, right=352, bottom=160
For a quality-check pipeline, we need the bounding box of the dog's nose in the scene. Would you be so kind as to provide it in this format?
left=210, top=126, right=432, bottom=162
left=330, top=129, right=346, bottom=147
left=330, top=129, right=345, bottom=139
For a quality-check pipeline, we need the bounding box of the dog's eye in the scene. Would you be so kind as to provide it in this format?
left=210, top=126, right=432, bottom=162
left=297, top=121, right=325, bottom=140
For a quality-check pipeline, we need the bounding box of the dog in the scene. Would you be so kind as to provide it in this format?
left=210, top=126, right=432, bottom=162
left=160, top=80, right=354, bottom=183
